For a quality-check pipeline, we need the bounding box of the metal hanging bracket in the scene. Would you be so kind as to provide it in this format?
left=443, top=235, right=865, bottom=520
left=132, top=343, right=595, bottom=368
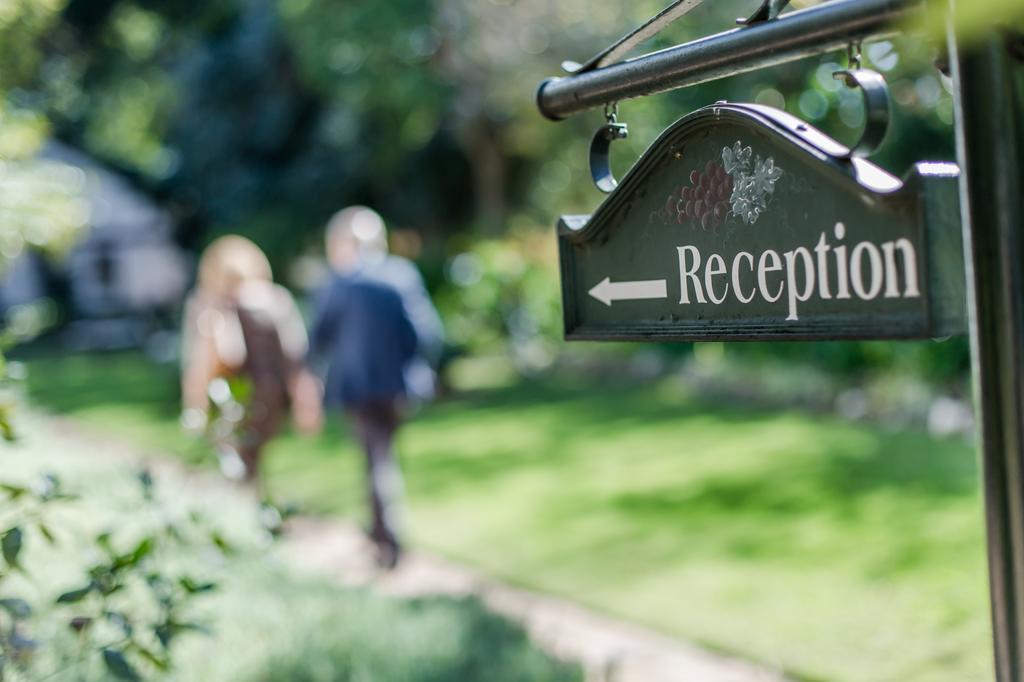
left=832, top=42, right=891, bottom=158
left=590, top=103, right=629, bottom=193
left=537, top=0, right=917, bottom=122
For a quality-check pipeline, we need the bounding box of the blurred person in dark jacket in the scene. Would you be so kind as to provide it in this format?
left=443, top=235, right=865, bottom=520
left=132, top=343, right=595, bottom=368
left=309, top=206, right=442, bottom=568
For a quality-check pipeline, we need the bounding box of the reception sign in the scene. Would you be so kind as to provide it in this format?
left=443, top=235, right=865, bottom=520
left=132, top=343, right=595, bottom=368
left=558, top=103, right=965, bottom=341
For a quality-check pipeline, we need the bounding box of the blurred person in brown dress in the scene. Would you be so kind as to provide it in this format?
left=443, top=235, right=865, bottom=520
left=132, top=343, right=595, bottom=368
left=181, top=235, right=321, bottom=486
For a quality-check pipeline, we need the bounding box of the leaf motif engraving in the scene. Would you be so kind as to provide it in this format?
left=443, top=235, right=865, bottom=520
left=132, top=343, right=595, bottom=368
left=721, top=142, right=783, bottom=225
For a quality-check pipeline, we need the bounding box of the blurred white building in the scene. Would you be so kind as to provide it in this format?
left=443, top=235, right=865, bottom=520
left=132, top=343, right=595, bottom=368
left=1, top=141, right=190, bottom=350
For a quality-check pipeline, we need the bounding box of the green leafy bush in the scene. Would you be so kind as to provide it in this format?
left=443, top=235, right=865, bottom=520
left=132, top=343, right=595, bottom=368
left=0, top=413, right=582, bottom=682
left=0, top=468, right=228, bottom=681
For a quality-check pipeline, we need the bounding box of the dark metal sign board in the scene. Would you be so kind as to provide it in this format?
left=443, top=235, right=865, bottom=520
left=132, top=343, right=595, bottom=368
left=558, top=103, right=965, bottom=342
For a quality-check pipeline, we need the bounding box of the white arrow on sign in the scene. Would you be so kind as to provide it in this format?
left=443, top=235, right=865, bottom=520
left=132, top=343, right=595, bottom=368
left=588, top=276, right=668, bottom=306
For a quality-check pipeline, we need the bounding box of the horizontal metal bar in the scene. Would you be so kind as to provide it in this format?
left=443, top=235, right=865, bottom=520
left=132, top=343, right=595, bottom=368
left=537, top=0, right=922, bottom=120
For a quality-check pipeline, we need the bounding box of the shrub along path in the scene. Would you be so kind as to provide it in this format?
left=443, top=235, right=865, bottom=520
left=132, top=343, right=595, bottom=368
left=6, top=412, right=582, bottom=682
left=21, top=352, right=994, bottom=682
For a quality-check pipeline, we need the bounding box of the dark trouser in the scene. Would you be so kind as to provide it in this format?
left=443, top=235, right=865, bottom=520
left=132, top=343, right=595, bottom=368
left=240, top=391, right=286, bottom=484
left=346, top=401, right=404, bottom=552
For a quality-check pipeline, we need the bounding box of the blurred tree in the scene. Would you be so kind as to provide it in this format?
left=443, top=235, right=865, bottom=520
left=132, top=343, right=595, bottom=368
left=16, top=0, right=965, bottom=254
left=0, top=0, right=88, bottom=276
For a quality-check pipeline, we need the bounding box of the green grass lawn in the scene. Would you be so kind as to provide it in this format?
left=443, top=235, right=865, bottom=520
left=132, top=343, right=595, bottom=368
left=20, top=351, right=993, bottom=682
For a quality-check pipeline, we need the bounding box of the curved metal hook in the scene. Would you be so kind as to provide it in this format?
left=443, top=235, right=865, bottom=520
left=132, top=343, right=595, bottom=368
left=590, top=122, right=629, bottom=193
left=832, top=68, right=891, bottom=158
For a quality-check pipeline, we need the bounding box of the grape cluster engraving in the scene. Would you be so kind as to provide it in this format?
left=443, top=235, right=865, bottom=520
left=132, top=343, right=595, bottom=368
left=661, top=160, right=734, bottom=231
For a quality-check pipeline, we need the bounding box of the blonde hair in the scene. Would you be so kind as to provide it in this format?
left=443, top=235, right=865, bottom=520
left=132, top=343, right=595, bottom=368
left=197, top=235, right=272, bottom=299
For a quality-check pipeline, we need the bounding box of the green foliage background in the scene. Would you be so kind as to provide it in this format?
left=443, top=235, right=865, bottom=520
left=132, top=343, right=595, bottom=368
left=5, top=0, right=1022, bottom=380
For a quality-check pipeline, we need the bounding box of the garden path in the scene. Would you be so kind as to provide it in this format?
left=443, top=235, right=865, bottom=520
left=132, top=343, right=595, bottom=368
left=284, top=515, right=789, bottom=682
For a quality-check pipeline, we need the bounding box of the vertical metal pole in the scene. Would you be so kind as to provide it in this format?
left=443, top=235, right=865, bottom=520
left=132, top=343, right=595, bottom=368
left=949, top=15, right=1024, bottom=682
